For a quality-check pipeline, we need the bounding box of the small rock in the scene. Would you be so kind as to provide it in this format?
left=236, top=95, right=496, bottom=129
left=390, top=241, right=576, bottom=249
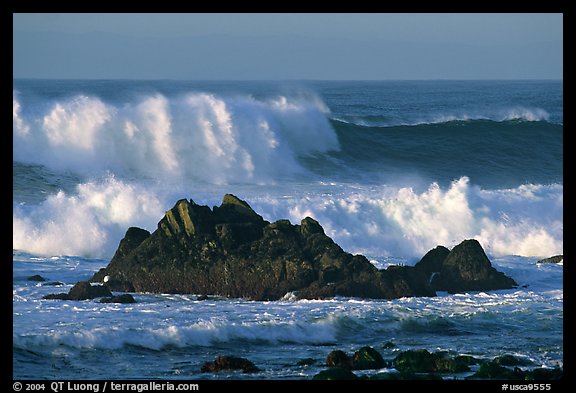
left=42, top=282, right=64, bottom=286
left=351, top=346, right=386, bottom=370
left=42, top=293, right=70, bottom=300
left=27, top=275, right=46, bottom=282
left=493, top=354, right=533, bottom=367
left=200, top=356, right=259, bottom=373
left=67, top=281, right=113, bottom=300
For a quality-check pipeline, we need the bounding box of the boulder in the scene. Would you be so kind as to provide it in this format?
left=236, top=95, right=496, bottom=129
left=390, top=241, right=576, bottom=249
left=42, top=282, right=64, bottom=286
left=326, top=346, right=387, bottom=371
left=351, top=346, right=386, bottom=370
left=393, top=349, right=437, bottom=374
left=92, top=194, right=434, bottom=301
left=200, top=355, right=259, bottom=373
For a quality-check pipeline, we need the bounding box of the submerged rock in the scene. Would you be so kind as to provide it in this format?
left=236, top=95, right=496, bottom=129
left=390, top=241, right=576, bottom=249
left=99, top=294, right=136, bottom=304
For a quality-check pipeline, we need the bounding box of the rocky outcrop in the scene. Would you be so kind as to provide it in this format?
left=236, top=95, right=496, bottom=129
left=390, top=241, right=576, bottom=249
left=90, top=195, right=517, bottom=301
left=415, top=240, right=518, bottom=293
left=91, top=195, right=435, bottom=301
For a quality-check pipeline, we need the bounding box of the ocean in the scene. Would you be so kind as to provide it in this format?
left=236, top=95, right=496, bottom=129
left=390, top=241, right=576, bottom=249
left=12, top=79, right=563, bottom=380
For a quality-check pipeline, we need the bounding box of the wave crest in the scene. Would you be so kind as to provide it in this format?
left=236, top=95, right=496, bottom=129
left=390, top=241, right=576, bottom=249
left=13, top=91, right=339, bottom=184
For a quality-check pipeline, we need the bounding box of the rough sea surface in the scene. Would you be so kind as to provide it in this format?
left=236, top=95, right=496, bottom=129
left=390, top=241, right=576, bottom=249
left=13, top=80, right=563, bottom=380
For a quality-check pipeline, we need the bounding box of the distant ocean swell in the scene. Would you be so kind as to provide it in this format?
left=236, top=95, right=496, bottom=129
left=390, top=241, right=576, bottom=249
left=13, top=90, right=562, bottom=185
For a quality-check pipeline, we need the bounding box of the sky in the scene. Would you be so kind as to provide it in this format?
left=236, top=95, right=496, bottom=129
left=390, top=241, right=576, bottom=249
left=13, top=13, right=563, bottom=80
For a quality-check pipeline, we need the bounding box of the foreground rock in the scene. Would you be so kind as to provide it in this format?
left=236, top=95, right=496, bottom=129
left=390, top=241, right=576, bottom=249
left=315, top=347, right=562, bottom=380
left=326, top=346, right=386, bottom=370
left=90, top=194, right=517, bottom=300
left=200, top=356, right=259, bottom=373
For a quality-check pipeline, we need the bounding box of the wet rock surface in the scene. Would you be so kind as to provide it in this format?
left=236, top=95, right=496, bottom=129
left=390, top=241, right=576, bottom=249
left=87, top=195, right=517, bottom=301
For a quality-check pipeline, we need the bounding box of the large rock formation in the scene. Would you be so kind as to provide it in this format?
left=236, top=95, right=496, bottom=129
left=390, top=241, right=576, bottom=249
left=91, top=195, right=434, bottom=300
left=90, top=195, right=517, bottom=301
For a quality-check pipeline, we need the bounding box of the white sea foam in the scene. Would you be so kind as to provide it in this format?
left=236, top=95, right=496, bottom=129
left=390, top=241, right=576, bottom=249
left=270, top=177, right=562, bottom=259
left=13, top=315, right=338, bottom=350
left=12, top=176, right=562, bottom=259
left=13, top=175, right=165, bottom=258
left=13, top=91, right=339, bottom=184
